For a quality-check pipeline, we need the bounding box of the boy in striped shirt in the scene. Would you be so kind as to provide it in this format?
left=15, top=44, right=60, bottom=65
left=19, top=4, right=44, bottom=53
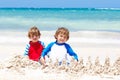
left=24, top=26, right=45, bottom=62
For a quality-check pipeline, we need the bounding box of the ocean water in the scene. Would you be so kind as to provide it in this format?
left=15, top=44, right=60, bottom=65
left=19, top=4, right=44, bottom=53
left=0, top=8, right=120, bottom=32
left=0, top=8, right=120, bottom=45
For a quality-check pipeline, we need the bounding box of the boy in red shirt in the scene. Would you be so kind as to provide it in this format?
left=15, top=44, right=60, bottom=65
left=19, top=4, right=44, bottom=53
left=24, top=26, right=45, bottom=62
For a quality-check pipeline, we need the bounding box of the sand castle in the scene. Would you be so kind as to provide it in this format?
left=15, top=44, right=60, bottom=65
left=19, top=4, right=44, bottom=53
left=0, top=55, right=119, bottom=76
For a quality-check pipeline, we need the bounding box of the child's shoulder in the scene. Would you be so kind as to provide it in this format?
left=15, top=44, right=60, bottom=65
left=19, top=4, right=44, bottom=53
left=26, top=42, right=30, bottom=46
left=45, top=41, right=56, bottom=47
left=39, top=41, right=45, bottom=47
left=48, top=41, right=55, bottom=45
left=39, top=41, right=44, bottom=44
left=64, top=42, right=70, bottom=46
left=64, top=43, right=72, bottom=48
left=50, top=41, right=55, bottom=44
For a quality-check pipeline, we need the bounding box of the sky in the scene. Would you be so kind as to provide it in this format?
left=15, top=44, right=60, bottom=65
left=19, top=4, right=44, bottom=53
left=0, top=0, right=120, bottom=8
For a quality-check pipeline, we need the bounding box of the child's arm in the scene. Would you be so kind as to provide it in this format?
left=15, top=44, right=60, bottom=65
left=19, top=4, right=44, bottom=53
left=40, top=42, right=54, bottom=68
left=24, top=43, right=30, bottom=56
left=41, top=42, right=54, bottom=58
left=65, top=43, right=78, bottom=61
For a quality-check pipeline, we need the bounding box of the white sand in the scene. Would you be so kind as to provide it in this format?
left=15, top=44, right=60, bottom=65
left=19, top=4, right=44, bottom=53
left=0, top=31, right=120, bottom=80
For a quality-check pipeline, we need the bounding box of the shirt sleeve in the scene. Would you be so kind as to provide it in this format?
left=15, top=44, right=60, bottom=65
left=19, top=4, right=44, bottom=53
left=41, top=42, right=54, bottom=58
left=39, top=41, right=45, bottom=48
left=65, top=43, right=78, bottom=61
left=24, top=43, right=30, bottom=56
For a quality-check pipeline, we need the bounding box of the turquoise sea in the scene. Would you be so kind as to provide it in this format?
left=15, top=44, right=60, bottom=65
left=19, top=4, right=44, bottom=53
left=0, top=8, right=120, bottom=45
left=0, top=8, right=120, bottom=32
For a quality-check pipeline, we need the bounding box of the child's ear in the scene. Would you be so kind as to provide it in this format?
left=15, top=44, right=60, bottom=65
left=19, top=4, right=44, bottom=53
left=29, top=36, right=31, bottom=39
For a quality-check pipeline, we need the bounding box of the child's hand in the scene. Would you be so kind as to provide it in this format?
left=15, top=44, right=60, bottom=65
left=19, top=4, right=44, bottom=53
left=40, top=57, right=46, bottom=65
left=24, top=56, right=29, bottom=59
left=40, top=57, right=48, bottom=69
left=74, top=60, right=78, bottom=67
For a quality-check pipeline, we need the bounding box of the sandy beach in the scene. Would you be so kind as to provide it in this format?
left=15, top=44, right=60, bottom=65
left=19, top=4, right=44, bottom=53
left=0, top=31, right=120, bottom=80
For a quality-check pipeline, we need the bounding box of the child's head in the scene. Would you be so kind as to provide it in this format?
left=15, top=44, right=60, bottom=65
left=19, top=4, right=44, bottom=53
left=28, top=26, right=41, bottom=42
left=54, top=27, right=69, bottom=43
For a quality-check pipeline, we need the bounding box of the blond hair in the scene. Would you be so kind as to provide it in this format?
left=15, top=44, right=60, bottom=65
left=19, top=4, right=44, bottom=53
left=54, top=27, right=69, bottom=40
left=28, top=26, right=41, bottom=38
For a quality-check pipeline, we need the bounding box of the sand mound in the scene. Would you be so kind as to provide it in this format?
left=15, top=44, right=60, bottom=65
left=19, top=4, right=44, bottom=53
left=0, top=55, right=120, bottom=76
